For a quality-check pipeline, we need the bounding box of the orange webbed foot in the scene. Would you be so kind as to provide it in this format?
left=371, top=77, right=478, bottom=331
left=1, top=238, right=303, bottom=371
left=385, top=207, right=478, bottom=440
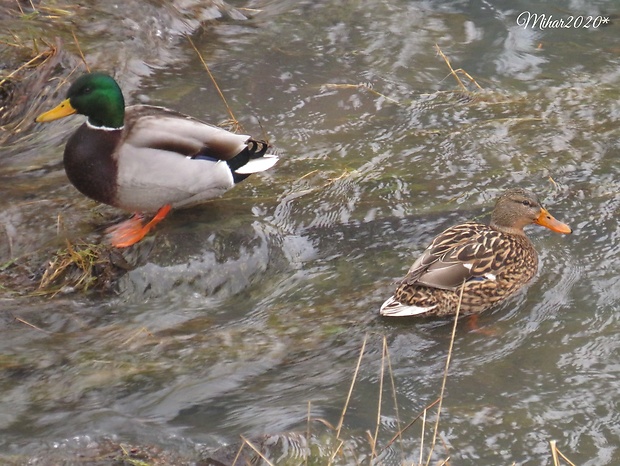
left=466, top=314, right=498, bottom=335
left=105, top=204, right=172, bottom=248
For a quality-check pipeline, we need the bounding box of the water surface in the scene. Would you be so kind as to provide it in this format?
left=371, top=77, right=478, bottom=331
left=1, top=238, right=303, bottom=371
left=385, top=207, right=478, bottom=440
left=1, top=0, right=619, bottom=464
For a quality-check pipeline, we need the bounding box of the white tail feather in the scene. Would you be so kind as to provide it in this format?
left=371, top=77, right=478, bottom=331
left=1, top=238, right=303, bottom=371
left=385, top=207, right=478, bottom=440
left=379, top=295, right=437, bottom=317
left=235, top=154, right=279, bottom=174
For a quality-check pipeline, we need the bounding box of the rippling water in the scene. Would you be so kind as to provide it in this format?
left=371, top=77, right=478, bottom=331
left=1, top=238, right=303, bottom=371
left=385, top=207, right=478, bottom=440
left=1, top=0, right=619, bottom=464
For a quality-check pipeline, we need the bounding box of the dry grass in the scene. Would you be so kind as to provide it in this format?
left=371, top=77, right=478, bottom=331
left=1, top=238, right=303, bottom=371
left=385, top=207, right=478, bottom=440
left=0, top=38, right=82, bottom=144
left=36, top=240, right=116, bottom=296
left=435, top=44, right=482, bottom=93
left=11, top=0, right=73, bottom=19
left=1, top=4, right=93, bottom=143
left=0, top=41, right=56, bottom=90
left=0, top=34, right=58, bottom=131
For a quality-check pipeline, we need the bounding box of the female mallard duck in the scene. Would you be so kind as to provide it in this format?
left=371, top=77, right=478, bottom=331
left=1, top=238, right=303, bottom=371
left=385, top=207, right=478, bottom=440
left=380, top=188, right=572, bottom=317
left=35, top=72, right=278, bottom=248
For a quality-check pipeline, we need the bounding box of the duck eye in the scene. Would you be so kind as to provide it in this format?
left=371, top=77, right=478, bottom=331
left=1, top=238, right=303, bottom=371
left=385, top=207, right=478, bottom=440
left=521, top=200, right=531, bottom=207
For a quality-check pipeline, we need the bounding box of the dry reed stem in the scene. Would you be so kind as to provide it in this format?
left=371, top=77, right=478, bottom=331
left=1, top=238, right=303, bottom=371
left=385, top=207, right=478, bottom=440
left=380, top=397, right=441, bottom=452
left=424, top=282, right=464, bottom=466
left=12, top=314, right=50, bottom=333
left=439, top=432, right=452, bottom=461
left=366, top=430, right=378, bottom=460
left=38, top=5, right=73, bottom=17
left=255, top=117, right=271, bottom=146
left=0, top=36, right=24, bottom=49
left=15, top=0, right=35, bottom=13
left=240, top=436, right=275, bottom=466
left=237, top=7, right=263, bottom=14
left=327, top=439, right=344, bottom=466
left=548, top=176, right=559, bottom=191
left=185, top=34, right=242, bottom=132
left=435, top=44, right=482, bottom=92
left=384, top=334, right=405, bottom=462
left=4, top=225, right=13, bottom=258
left=71, top=29, right=90, bottom=72
left=326, top=170, right=352, bottom=184
left=557, top=449, right=576, bottom=466
left=14, top=0, right=23, bottom=14
left=12, top=0, right=71, bottom=19
left=55, top=213, right=63, bottom=237
left=336, top=334, right=368, bottom=438
left=370, top=337, right=388, bottom=458
left=550, top=440, right=576, bottom=466
left=305, top=400, right=311, bottom=466
left=122, top=327, right=154, bottom=347
left=299, top=170, right=319, bottom=181
left=419, top=407, right=427, bottom=465
left=313, top=417, right=337, bottom=430
left=550, top=440, right=560, bottom=466
left=230, top=441, right=245, bottom=466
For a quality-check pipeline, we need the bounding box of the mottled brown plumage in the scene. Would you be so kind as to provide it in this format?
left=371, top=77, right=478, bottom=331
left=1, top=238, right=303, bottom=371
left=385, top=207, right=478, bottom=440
left=380, top=188, right=572, bottom=317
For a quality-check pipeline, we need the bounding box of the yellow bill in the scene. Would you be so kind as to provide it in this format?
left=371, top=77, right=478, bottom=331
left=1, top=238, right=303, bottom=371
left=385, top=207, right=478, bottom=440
left=35, top=98, right=77, bottom=123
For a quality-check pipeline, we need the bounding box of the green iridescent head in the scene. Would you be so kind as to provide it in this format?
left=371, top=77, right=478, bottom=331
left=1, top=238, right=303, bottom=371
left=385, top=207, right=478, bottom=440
left=36, top=72, right=125, bottom=129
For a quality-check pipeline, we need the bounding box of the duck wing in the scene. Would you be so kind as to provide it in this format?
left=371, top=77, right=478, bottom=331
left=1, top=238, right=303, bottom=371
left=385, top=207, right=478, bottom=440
left=122, top=105, right=253, bottom=160
left=400, top=222, right=512, bottom=291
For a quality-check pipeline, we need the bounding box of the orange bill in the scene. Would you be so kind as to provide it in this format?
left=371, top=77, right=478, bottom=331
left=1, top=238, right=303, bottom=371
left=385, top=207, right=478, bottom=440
left=536, top=208, right=572, bottom=234
left=35, top=98, right=77, bottom=123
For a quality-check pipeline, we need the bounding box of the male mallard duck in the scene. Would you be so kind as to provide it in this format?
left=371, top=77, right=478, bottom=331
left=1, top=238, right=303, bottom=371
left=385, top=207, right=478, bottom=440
left=35, top=72, right=278, bottom=248
left=380, top=188, right=572, bottom=317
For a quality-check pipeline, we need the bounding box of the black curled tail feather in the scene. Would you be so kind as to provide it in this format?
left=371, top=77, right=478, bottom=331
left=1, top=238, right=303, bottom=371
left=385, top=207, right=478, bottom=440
left=247, top=139, right=269, bottom=158
left=227, top=138, right=271, bottom=184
